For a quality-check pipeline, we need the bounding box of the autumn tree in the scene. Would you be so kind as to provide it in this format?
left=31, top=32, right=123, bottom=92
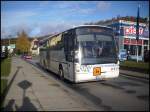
left=16, top=30, right=30, bottom=55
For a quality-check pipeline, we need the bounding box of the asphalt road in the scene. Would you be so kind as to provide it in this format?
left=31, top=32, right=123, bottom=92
left=28, top=56, right=149, bottom=111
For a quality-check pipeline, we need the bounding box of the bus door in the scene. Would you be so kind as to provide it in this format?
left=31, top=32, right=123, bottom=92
left=63, top=31, right=75, bottom=80
left=46, top=49, right=51, bottom=70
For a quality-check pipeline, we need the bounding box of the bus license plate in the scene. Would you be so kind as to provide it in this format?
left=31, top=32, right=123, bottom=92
left=93, top=67, right=101, bottom=76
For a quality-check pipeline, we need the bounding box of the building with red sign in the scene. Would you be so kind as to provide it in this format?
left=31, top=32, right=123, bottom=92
left=104, top=18, right=149, bottom=61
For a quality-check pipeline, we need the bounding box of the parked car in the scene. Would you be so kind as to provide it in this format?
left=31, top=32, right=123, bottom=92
left=25, top=55, right=32, bottom=59
left=21, top=54, right=32, bottom=60
left=118, top=49, right=127, bottom=62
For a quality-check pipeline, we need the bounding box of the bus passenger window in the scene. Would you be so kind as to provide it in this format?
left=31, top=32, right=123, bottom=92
left=63, top=33, right=69, bottom=53
left=63, top=31, right=74, bottom=62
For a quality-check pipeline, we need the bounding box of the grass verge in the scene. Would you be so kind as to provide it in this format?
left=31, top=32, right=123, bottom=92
left=120, top=60, right=149, bottom=73
left=1, top=79, right=8, bottom=108
left=1, top=58, right=11, bottom=77
left=1, top=80, right=7, bottom=95
left=1, top=57, right=11, bottom=108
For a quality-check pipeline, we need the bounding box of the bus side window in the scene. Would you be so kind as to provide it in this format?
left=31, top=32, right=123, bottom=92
left=63, top=32, right=69, bottom=53
left=63, top=31, right=74, bottom=62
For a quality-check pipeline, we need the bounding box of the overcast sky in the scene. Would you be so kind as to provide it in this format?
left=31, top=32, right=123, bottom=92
left=1, top=1, right=149, bottom=38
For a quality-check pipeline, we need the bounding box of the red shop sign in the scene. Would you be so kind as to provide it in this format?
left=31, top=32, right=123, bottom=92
left=124, top=26, right=143, bottom=35
left=124, top=38, right=130, bottom=44
left=130, top=39, right=142, bottom=45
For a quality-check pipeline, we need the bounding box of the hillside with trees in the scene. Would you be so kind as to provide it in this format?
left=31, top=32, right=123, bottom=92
left=84, top=16, right=148, bottom=25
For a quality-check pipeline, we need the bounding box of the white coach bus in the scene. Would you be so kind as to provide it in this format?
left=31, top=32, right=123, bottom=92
left=39, top=25, right=119, bottom=83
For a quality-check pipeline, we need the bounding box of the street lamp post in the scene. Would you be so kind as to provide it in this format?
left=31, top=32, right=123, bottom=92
left=136, top=5, right=140, bottom=63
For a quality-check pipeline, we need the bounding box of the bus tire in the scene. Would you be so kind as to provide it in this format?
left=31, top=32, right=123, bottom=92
left=59, top=68, right=64, bottom=80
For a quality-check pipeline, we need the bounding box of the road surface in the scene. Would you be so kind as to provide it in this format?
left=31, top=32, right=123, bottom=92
left=30, top=56, right=149, bottom=111
left=3, top=56, right=149, bottom=111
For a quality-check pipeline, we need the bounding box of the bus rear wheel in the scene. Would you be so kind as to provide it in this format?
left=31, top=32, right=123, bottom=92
left=59, top=68, right=64, bottom=80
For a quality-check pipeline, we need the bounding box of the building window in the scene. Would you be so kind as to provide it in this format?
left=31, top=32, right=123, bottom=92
left=124, top=45, right=129, bottom=51
left=138, top=46, right=142, bottom=56
left=144, top=40, right=148, bottom=45
left=144, top=46, right=148, bottom=54
left=130, top=45, right=142, bottom=56
left=130, top=45, right=136, bottom=55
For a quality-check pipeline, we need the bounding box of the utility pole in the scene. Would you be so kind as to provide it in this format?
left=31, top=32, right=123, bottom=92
left=8, top=35, right=11, bottom=45
left=136, top=5, right=140, bottom=63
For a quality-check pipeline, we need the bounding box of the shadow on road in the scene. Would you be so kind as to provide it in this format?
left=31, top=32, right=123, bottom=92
left=15, top=96, right=37, bottom=111
left=16, top=80, right=37, bottom=111
left=3, top=99, right=15, bottom=111
left=3, top=96, right=37, bottom=111
left=3, top=80, right=37, bottom=111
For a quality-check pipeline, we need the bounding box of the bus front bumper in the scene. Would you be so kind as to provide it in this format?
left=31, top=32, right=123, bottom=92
left=74, top=71, right=119, bottom=83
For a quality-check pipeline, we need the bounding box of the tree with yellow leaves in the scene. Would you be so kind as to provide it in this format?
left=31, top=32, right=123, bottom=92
left=16, top=30, right=30, bottom=54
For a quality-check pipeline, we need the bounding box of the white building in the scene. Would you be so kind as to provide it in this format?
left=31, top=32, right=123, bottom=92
left=30, top=38, right=39, bottom=55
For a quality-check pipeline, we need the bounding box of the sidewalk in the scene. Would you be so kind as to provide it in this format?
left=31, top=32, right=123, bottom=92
left=2, top=57, right=92, bottom=111
left=120, top=69, right=149, bottom=79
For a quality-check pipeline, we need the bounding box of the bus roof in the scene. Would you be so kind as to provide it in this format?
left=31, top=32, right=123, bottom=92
left=39, top=25, right=113, bottom=45
left=72, top=25, right=112, bottom=29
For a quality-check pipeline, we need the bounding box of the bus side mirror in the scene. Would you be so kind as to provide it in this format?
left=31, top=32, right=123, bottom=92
left=65, top=53, right=74, bottom=62
left=70, top=51, right=74, bottom=56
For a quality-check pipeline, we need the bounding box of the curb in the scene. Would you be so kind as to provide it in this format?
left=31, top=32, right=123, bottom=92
left=120, top=71, right=149, bottom=80
left=120, top=73, right=149, bottom=84
left=120, top=66, right=149, bottom=74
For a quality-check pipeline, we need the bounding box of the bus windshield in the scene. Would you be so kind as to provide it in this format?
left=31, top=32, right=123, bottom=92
left=75, top=28, right=118, bottom=64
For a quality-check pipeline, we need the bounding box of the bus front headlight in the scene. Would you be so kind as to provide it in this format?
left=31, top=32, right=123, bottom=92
left=75, top=63, right=80, bottom=72
left=117, top=60, right=120, bottom=65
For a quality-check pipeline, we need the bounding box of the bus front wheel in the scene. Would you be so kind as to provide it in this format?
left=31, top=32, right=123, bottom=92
left=59, top=68, right=64, bottom=80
